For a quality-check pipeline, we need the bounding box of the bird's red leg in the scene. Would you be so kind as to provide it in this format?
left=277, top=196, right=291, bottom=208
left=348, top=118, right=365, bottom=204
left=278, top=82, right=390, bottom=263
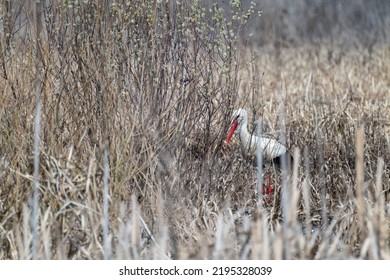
left=262, top=172, right=272, bottom=204
left=267, top=173, right=273, bottom=196
left=260, top=171, right=272, bottom=205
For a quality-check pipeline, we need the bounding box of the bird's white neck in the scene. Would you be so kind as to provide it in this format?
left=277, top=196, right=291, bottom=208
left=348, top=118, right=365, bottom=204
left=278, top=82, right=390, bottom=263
left=237, top=121, right=249, bottom=144
left=237, top=120, right=255, bottom=152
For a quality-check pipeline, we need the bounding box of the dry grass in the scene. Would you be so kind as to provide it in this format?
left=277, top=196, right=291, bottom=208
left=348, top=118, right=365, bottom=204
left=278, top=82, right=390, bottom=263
left=0, top=1, right=389, bottom=260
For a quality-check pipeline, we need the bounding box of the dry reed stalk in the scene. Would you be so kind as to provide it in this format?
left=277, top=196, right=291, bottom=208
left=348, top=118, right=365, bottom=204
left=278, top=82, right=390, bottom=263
left=31, top=1, right=45, bottom=260
left=374, top=157, right=385, bottom=258
left=355, top=125, right=366, bottom=243
left=102, top=147, right=111, bottom=259
left=1, top=1, right=389, bottom=260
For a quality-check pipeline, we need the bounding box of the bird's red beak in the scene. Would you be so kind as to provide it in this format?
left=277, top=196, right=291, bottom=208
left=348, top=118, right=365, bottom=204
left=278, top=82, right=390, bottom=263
left=225, top=120, right=238, bottom=146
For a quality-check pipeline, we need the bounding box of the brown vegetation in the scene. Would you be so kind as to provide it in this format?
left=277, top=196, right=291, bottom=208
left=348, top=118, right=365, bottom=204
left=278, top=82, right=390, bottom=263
left=0, top=1, right=389, bottom=259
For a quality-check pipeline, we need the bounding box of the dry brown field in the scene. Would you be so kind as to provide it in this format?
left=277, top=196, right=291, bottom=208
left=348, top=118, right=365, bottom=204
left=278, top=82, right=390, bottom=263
left=0, top=1, right=389, bottom=260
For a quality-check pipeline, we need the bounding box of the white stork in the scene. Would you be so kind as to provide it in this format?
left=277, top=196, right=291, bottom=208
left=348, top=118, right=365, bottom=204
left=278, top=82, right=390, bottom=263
left=225, top=108, right=293, bottom=169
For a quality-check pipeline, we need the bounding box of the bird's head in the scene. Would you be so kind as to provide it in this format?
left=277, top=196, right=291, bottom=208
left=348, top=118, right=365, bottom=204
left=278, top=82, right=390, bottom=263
left=231, top=108, right=248, bottom=124
left=225, top=108, right=248, bottom=146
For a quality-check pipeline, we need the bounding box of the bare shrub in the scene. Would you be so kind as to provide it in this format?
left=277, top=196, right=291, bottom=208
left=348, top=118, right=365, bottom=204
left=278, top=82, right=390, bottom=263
left=0, top=1, right=389, bottom=260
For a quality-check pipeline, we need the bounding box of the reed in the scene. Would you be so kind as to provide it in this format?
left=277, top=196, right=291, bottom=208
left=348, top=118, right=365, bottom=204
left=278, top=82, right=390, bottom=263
left=0, top=0, right=389, bottom=260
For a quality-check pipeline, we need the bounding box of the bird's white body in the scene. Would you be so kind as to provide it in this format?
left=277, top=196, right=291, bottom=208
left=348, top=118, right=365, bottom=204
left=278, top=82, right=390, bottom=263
left=226, top=109, right=288, bottom=161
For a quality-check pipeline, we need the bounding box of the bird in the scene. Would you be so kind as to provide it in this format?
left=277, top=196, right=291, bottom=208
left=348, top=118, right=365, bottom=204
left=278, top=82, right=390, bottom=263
left=224, top=108, right=293, bottom=170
